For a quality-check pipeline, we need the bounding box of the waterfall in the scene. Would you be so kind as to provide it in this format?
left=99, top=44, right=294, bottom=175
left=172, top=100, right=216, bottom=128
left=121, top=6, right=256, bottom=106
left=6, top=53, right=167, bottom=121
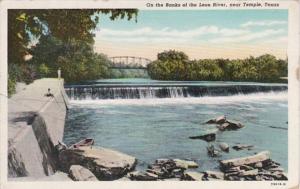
left=64, top=84, right=288, bottom=100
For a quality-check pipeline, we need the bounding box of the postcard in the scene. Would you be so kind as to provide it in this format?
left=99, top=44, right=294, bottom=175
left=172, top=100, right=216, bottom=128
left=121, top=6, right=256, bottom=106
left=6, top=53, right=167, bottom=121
left=0, top=0, right=299, bottom=189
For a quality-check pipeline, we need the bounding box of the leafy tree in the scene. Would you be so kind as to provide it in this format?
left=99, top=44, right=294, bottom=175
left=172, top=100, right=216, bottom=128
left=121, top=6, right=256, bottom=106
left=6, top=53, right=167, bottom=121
left=147, top=51, right=287, bottom=82
left=157, top=50, right=189, bottom=62
left=29, top=36, right=112, bottom=82
left=9, top=9, right=137, bottom=65
left=8, top=9, right=138, bottom=96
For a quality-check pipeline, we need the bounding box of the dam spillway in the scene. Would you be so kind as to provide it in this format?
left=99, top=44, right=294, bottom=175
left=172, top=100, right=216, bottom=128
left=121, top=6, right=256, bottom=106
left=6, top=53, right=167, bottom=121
left=64, top=81, right=288, bottom=100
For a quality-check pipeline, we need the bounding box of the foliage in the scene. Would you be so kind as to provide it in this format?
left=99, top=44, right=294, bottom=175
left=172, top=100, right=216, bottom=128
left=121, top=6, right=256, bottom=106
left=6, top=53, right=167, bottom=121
left=110, top=69, right=148, bottom=78
left=29, top=36, right=112, bottom=82
left=8, top=9, right=138, bottom=96
left=9, top=9, right=137, bottom=64
left=157, top=50, right=189, bottom=62
left=147, top=50, right=288, bottom=82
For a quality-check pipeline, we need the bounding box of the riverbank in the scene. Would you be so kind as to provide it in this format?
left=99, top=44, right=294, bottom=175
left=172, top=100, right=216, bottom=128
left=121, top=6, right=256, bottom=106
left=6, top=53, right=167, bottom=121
left=7, top=78, right=138, bottom=181
left=8, top=78, right=69, bottom=179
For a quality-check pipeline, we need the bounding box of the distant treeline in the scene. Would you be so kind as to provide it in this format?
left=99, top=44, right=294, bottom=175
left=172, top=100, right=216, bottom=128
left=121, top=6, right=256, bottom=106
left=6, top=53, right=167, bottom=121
left=110, top=69, right=148, bottom=78
left=147, top=50, right=287, bottom=82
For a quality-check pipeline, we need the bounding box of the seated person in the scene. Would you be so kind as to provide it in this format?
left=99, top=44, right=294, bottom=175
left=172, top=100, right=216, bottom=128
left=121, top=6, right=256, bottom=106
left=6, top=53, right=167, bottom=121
left=45, top=88, right=54, bottom=97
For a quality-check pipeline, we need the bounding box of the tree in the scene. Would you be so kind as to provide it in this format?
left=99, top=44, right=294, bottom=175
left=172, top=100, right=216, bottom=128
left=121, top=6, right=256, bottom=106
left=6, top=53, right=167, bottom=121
left=157, top=50, right=189, bottom=62
left=8, top=9, right=138, bottom=95
left=9, top=9, right=138, bottom=65
left=147, top=51, right=287, bottom=82
left=29, top=36, right=112, bottom=82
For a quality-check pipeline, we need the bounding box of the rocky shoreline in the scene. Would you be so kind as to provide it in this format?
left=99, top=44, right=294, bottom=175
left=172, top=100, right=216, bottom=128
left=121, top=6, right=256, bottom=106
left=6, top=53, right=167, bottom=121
left=54, top=146, right=287, bottom=181
left=54, top=115, right=287, bottom=181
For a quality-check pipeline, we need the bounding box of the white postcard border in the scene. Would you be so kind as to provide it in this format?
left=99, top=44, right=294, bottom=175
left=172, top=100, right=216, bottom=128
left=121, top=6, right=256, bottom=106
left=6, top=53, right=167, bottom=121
left=0, top=1, right=299, bottom=189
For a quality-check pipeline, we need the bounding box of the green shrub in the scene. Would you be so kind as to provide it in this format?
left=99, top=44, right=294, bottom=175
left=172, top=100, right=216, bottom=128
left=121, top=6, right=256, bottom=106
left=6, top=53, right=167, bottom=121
left=8, top=77, right=16, bottom=97
left=37, top=63, right=50, bottom=78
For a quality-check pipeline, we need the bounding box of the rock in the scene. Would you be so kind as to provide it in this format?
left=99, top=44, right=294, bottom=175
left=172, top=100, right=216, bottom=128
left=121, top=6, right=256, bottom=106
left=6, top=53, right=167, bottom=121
left=254, top=162, right=263, bottom=168
left=148, top=159, right=188, bottom=179
left=129, top=171, right=158, bottom=181
left=219, top=143, right=229, bottom=152
left=189, top=133, right=216, bottom=142
left=146, top=158, right=199, bottom=180
left=220, top=151, right=270, bottom=170
left=207, top=145, right=221, bottom=157
left=268, top=167, right=284, bottom=172
left=263, top=160, right=281, bottom=169
left=226, top=175, right=240, bottom=181
left=224, top=166, right=240, bottom=173
left=255, top=175, right=263, bottom=181
left=218, top=120, right=244, bottom=131
left=146, top=168, right=165, bottom=177
left=173, top=159, right=199, bottom=168
left=217, top=123, right=230, bottom=131
left=279, top=172, right=288, bottom=180
left=69, top=165, right=98, bottom=181
left=183, top=171, right=204, bottom=181
left=203, top=171, right=224, bottom=180
left=163, top=161, right=178, bottom=172
left=259, top=171, right=287, bottom=180
left=220, top=157, right=287, bottom=181
left=240, top=165, right=254, bottom=171
left=206, top=115, right=226, bottom=124
left=205, top=177, right=223, bottom=181
left=224, top=168, right=241, bottom=176
left=215, top=115, right=227, bottom=124
left=55, top=141, right=67, bottom=153
left=148, top=159, right=192, bottom=179
left=155, top=159, right=169, bottom=165
left=161, top=177, right=181, bottom=181
left=238, top=169, right=258, bottom=177
left=115, top=176, right=131, bottom=181
left=59, top=146, right=137, bottom=180
left=232, top=144, right=254, bottom=151
left=172, top=168, right=184, bottom=178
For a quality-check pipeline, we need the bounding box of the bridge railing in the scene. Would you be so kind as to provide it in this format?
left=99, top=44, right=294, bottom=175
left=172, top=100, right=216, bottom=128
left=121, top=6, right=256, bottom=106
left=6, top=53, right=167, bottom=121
left=109, top=56, right=152, bottom=68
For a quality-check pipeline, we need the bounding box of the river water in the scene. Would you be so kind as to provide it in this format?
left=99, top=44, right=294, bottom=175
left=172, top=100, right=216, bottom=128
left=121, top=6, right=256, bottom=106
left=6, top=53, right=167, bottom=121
left=63, top=79, right=288, bottom=172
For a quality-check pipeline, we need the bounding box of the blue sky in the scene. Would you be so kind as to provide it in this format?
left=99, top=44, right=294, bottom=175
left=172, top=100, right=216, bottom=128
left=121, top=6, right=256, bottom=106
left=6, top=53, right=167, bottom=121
left=94, top=10, right=288, bottom=60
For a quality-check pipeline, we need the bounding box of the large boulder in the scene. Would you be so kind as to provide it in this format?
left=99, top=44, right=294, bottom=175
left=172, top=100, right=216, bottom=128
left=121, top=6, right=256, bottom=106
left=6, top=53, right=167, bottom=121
left=69, top=165, right=98, bottom=181
left=220, top=151, right=270, bottom=170
left=59, top=146, right=137, bottom=180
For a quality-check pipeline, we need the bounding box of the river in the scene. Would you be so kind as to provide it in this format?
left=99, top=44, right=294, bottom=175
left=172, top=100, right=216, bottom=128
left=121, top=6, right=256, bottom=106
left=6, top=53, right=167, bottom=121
left=63, top=78, right=288, bottom=172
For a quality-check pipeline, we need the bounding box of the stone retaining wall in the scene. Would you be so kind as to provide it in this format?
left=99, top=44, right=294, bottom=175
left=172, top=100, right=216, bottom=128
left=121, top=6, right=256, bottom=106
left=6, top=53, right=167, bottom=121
left=8, top=78, right=69, bottom=179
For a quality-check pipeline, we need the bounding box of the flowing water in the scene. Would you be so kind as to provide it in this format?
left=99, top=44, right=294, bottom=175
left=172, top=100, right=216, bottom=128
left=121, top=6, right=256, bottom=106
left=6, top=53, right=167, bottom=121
left=63, top=79, right=288, bottom=172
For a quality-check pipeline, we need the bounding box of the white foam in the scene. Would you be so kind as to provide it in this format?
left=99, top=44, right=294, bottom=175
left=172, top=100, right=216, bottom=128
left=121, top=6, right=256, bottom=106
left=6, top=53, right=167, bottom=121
left=69, top=91, right=287, bottom=107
